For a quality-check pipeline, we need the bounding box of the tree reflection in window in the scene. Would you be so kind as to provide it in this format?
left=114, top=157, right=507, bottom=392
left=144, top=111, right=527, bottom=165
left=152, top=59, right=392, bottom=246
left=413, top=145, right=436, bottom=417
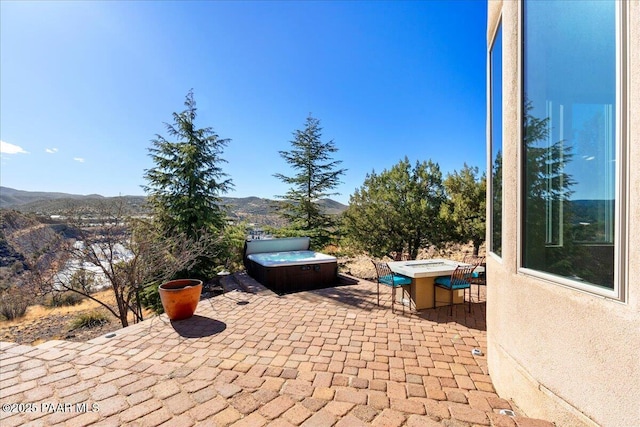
left=522, top=102, right=614, bottom=289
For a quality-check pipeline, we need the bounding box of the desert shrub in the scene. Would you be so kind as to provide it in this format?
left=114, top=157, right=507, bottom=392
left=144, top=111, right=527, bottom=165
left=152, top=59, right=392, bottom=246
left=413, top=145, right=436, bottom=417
left=10, top=260, right=25, bottom=275
left=70, top=311, right=109, bottom=329
left=45, top=291, right=85, bottom=307
left=0, top=286, right=29, bottom=321
left=219, top=222, right=249, bottom=273
left=321, top=243, right=361, bottom=258
left=139, top=283, right=164, bottom=315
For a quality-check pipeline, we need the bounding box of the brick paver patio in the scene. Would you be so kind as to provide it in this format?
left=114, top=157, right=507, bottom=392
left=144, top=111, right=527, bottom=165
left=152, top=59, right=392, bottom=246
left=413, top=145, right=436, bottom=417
left=0, top=273, right=554, bottom=426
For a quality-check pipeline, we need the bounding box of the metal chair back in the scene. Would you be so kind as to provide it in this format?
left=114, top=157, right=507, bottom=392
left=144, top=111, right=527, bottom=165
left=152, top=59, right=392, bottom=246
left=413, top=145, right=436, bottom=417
left=434, top=263, right=475, bottom=315
left=463, top=254, right=486, bottom=301
left=371, top=260, right=411, bottom=314
left=372, top=261, right=394, bottom=286
left=451, top=263, right=476, bottom=285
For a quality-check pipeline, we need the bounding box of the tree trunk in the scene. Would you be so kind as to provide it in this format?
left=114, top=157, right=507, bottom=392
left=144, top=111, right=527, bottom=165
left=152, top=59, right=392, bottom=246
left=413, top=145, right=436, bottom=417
left=115, top=289, right=130, bottom=328
left=119, top=313, right=129, bottom=328
left=473, top=239, right=481, bottom=256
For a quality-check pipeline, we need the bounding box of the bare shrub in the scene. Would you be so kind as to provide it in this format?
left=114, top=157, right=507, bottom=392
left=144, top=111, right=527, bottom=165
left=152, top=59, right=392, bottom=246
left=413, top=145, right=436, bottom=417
left=0, top=286, right=29, bottom=321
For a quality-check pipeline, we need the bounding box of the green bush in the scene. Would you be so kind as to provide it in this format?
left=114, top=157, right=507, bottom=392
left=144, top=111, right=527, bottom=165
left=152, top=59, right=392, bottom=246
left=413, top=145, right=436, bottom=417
left=0, top=287, right=29, bottom=321
left=70, top=311, right=109, bottom=329
left=139, top=283, right=164, bottom=315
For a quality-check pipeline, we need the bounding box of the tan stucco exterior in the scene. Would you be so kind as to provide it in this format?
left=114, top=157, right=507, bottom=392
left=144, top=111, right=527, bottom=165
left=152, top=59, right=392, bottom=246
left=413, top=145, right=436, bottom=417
left=486, top=1, right=640, bottom=426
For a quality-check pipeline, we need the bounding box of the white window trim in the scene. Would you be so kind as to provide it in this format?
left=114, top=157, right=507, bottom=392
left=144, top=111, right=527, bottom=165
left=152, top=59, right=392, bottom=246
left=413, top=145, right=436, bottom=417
left=516, top=0, right=627, bottom=302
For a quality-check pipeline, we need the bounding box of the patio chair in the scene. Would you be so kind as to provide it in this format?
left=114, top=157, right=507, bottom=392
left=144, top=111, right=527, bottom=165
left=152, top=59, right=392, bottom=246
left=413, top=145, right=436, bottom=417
left=463, top=254, right=486, bottom=302
left=434, top=263, right=475, bottom=315
left=371, top=261, right=412, bottom=314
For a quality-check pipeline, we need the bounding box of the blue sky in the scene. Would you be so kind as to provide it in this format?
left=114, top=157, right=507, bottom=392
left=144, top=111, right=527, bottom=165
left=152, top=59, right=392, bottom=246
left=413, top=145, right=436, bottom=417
left=1, top=1, right=487, bottom=205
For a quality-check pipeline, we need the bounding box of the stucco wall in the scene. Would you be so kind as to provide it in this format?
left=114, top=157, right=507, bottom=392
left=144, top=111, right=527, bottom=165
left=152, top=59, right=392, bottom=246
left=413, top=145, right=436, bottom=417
left=486, top=1, right=640, bottom=426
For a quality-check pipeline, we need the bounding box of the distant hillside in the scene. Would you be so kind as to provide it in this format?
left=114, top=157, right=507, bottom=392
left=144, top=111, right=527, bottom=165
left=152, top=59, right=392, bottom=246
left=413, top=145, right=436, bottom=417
left=220, top=196, right=347, bottom=228
left=570, top=199, right=615, bottom=224
left=0, top=187, right=106, bottom=208
left=0, top=187, right=347, bottom=227
left=8, top=196, right=148, bottom=217
left=221, top=196, right=346, bottom=216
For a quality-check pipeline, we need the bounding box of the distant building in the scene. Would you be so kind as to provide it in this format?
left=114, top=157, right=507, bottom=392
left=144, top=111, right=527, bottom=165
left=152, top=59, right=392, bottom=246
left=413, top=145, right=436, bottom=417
left=486, top=2, right=638, bottom=426
left=247, top=227, right=273, bottom=240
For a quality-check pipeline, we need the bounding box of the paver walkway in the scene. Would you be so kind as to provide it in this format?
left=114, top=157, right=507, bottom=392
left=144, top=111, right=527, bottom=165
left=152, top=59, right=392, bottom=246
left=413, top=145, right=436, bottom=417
left=0, top=274, right=554, bottom=426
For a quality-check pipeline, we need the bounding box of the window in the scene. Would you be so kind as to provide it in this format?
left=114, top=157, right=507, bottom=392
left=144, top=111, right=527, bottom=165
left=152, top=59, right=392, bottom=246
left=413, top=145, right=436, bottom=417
left=490, top=22, right=502, bottom=257
left=522, top=0, right=621, bottom=295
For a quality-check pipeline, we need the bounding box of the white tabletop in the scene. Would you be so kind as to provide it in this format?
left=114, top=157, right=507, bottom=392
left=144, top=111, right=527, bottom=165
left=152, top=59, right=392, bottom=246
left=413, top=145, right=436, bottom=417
left=388, top=259, right=470, bottom=279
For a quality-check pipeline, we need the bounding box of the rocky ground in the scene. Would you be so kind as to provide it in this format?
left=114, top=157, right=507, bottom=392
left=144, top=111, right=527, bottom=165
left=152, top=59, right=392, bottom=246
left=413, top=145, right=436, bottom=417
left=0, top=284, right=223, bottom=345
left=0, top=288, right=139, bottom=345
left=0, top=311, right=120, bottom=345
left=0, top=244, right=481, bottom=345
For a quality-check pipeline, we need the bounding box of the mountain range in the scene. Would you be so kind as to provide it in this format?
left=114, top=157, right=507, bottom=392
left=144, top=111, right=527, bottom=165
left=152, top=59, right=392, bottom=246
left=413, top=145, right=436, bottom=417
left=0, top=187, right=347, bottom=227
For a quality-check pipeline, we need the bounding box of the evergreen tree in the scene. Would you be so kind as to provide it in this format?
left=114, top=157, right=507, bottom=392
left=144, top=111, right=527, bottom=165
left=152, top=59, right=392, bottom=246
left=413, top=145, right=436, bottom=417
left=143, top=90, right=232, bottom=278
left=343, top=157, right=447, bottom=260
left=441, top=164, right=486, bottom=256
left=143, top=90, right=233, bottom=241
left=274, top=115, right=346, bottom=248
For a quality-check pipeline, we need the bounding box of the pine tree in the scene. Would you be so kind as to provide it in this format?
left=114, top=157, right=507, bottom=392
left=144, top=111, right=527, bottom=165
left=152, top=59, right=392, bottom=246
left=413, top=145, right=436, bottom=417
left=274, top=115, right=346, bottom=248
left=143, top=90, right=233, bottom=241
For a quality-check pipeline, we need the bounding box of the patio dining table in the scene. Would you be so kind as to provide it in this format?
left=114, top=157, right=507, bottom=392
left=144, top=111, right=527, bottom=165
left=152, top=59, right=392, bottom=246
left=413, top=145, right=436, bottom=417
left=387, top=259, right=478, bottom=310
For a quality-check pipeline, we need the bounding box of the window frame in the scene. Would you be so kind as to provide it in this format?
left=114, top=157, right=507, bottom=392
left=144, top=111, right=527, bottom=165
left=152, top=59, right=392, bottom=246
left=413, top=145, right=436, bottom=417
left=488, top=17, right=503, bottom=259
left=517, top=0, right=627, bottom=301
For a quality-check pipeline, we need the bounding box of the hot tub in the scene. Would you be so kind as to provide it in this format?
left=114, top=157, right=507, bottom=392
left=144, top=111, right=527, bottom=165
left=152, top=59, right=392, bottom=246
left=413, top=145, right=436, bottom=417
left=243, top=237, right=338, bottom=295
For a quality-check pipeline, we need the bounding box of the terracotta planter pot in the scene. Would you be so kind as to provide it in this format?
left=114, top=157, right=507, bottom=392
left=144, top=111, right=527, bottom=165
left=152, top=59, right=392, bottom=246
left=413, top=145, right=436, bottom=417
left=158, top=279, right=203, bottom=321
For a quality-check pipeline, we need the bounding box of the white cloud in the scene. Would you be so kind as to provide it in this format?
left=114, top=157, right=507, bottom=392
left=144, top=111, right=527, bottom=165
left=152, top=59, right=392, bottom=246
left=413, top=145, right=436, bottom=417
left=73, top=157, right=85, bottom=163
left=0, top=140, right=29, bottom=154
left=46, top=148, right=59, bottom=154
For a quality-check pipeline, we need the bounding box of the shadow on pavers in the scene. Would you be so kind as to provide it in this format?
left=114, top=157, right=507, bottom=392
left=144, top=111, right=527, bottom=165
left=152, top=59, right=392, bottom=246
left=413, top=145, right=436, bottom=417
left=170, top=315, right=227, bottom=338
